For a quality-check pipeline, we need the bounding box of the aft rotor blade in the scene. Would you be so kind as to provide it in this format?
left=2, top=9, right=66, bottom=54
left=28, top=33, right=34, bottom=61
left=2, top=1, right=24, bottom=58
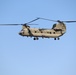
left=38, top=17, right=76, bottom=23
left=62, top=21, right=76, bottom=23
left=38, top=17, right=57, bottom=22
left=28, top=24, right=38, bottom=25
left=26, top=18, right=40, bottom=24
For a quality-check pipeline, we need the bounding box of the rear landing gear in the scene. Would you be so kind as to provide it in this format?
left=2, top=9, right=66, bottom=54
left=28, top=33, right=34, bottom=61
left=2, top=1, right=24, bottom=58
left=54, top=38, right=56, bottom=40
left=33, top=37, right=39, bottom=40
left=54, top=37, right=60, bottom=40
left=58, top=37, right=60, bottom=40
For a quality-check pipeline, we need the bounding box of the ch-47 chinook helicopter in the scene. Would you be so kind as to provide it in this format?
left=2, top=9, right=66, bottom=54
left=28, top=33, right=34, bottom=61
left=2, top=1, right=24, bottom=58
left=0, top=17, right=76, bottom=40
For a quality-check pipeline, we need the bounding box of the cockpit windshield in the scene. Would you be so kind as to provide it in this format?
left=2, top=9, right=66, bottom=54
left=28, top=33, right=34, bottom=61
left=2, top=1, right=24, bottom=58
left=52, top=24, right=56, bottom=29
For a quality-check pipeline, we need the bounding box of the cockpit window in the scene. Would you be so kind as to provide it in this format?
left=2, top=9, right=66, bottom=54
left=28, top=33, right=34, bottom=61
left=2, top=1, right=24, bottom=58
left=52, top=24, right=56, bottom=29
left=21, top=29, right=23, bottom=31
left=21, top=29, right=24, bottom=31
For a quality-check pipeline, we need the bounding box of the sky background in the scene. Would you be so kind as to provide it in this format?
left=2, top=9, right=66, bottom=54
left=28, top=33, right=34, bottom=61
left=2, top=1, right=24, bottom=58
left=0, top=0, right=76, bottom=75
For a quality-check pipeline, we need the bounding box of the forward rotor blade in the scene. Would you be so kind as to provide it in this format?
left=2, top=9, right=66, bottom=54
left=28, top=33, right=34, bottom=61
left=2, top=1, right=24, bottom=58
left=0, top=23, right=38, bottom=26
left=26, top=18, right=40, bottom=24
left=38, top=17, right=57, bottom=22
left=0, top=24, right=23, bottom=26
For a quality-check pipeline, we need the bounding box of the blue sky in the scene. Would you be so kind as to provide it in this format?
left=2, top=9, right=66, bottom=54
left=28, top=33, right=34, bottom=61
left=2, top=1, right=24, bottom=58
left=0, top=0, right=76, bottom=75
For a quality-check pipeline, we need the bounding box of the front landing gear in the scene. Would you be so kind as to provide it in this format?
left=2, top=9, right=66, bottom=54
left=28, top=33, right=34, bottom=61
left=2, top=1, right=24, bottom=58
left=33, top=37, right=39, bottom=40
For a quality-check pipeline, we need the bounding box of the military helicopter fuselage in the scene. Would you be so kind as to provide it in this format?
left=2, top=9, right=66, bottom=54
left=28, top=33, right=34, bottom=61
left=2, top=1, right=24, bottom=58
left=1, top=17, right=75, bottom=40
left=19, top=22, right=66, bottom=40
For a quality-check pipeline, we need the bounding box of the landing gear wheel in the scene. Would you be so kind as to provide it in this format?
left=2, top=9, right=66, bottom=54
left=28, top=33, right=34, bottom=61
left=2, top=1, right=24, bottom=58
left=54, top=38, right=56, bottom=40
left=37, top=37, right=39, bottom=40
left=58, top=37, right=60, bottom=40
left=33, top=37, right=36, bottom=40
left=33, top=37, right=39, bottom=40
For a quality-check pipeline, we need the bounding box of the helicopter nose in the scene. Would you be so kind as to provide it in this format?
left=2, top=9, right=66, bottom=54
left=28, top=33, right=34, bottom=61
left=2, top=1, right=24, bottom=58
left=19, top=32, right=22, bottom=35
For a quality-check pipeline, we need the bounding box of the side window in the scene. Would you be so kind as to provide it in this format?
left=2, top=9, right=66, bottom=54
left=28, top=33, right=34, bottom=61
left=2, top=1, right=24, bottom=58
left=35, top=31, right=37, bottom=33
left=53, top=32, right=55, bottom=34
left=47, top=32, right=49, bottom=33
left=50, top=32, right=52, bottom=34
